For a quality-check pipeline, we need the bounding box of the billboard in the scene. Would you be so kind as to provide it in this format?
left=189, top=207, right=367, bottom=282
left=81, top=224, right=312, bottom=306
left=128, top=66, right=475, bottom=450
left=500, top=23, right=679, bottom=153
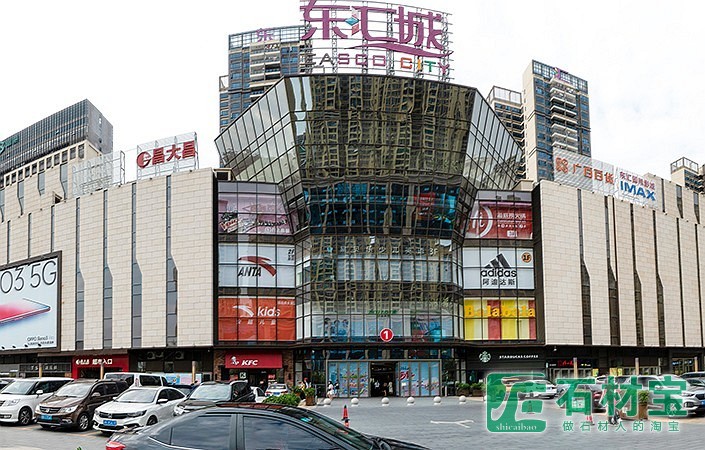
left=463, top=247, right=534, bottom=289
left=301, top=0, right=453, bottom=81
left=135, top=132, right=198, bottom=180
left=219, top=244, right=295, bottom=288
left=218, top=193, right=292, bottom=235
left=615, top=169, right=658, bottom=208
left=553, top=149, right=616, bottom=197
left=0, top=254, right=60, bottom=351
left=466, top=201, right=532, bottom=239
left=218, top=297, right=295, bottom=342
left=463, top=298, right=537, bottom=341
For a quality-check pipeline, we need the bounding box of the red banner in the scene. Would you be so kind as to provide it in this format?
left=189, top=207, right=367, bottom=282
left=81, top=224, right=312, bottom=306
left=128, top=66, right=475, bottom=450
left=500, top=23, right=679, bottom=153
left=225, top=352, right=282, bottom=369
left=466, top=202, right=532, bottom=239
left=218, top=297, right=295, bottom=342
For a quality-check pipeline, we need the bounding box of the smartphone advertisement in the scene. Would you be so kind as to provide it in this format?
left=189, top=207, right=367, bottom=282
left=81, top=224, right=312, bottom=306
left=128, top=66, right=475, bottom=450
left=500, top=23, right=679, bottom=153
left=0, top=254, right=59, bottom=351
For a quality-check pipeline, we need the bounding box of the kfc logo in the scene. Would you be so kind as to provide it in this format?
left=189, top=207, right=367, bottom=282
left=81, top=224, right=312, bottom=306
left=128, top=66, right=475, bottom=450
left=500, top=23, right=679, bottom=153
left=230, top=356, right=259, bottom=367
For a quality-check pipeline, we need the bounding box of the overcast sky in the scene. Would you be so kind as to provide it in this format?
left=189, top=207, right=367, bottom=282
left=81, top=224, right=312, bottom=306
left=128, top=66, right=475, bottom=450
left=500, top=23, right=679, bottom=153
left=1, top=0, right=703, bottom=180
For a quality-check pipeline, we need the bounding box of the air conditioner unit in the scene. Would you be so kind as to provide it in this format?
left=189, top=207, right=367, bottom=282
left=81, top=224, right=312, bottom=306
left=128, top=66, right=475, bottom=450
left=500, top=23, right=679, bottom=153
left=174, top=351, right=185, bottom=360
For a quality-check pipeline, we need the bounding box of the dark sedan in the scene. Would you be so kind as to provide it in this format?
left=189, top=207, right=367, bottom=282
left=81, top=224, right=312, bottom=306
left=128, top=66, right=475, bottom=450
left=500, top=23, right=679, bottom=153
left=106, top=403, right=429, bottom=450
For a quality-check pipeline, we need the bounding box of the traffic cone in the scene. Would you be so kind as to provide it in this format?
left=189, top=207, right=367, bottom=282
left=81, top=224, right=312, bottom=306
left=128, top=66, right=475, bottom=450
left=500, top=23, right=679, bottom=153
left=342, top=405, right=349, bottom=428
left=587, top=413, right=594, bottom=425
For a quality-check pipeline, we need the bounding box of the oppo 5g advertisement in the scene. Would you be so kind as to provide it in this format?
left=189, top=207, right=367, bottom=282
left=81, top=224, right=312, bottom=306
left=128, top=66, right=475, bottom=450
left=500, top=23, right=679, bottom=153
left=0, top=255, right=59, bottom=351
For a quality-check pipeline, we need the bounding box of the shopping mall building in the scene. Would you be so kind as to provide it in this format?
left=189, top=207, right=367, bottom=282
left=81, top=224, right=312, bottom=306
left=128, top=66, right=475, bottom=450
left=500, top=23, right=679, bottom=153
left=1, top=4, right=703, bottom=395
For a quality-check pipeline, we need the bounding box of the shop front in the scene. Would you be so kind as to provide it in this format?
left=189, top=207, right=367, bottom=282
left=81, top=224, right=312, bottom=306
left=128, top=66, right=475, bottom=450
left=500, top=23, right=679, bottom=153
left=72, top=355, right=129, bottom=379
left=223, top=351, right=284, bottom=389
left=465, top=348, right=546, bottom=383
left=327, top=359, right=441, bottom=398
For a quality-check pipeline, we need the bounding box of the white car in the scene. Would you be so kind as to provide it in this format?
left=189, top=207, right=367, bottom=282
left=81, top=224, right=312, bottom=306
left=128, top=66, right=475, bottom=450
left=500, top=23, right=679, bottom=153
left=252, top=387, right=266, bottom=403
left=517, top=380, right=557, bottom=399
left=0, top=377, right=72, bottom=425
left=265, top=383, right=290, bottom=397
left=93, top=386, right=185, bottom=434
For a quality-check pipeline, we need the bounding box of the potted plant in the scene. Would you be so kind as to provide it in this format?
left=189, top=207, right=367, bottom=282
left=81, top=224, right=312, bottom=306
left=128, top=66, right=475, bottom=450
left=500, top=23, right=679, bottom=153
left=456, top=382, right=471, bottom=396
left=637, top=390, right=650, bottom=420
left=472, top=382, right=486, bottom=397
left=304, top=387, right=317, bottom=406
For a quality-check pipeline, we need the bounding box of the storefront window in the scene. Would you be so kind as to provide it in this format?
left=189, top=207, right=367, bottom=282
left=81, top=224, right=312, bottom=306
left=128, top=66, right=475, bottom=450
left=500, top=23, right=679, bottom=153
left=328, top=361, right=369, bottom=397
left=398, top=361, right=440, bottom=397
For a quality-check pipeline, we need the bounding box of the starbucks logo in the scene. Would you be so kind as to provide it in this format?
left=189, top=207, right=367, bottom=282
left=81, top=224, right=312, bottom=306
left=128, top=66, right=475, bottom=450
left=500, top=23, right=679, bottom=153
left=479, top=351, right=491, bottom=363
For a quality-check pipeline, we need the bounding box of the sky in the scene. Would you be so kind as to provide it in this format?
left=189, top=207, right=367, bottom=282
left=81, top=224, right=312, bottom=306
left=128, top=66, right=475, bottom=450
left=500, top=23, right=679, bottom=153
left=1, top=0, right=703, bottom=181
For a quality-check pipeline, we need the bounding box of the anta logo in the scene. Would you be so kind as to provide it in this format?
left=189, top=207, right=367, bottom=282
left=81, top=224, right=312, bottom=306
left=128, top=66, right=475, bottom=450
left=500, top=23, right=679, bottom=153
left=230, top=356, right=259, bottom=366
left=480, top=254, right=516, bottom=277
left=237, top=256, right=277, bottom=277
left=233, top=305, right=281, bottom=317
left=620, top=181, right=656, bottom=201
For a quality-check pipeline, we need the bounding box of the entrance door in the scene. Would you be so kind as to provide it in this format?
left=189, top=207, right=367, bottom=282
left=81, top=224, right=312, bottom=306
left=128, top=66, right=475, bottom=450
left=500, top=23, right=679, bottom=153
left=370, top=362, right=396, bottom=397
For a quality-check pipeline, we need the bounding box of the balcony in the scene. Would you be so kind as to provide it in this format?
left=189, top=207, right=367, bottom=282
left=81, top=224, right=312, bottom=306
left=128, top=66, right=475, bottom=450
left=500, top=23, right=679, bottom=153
left=549, top=92, right=577, bottom=108
left=550, top=111, right=578, bottom=125
left=550, top=103, right=577, bottom=117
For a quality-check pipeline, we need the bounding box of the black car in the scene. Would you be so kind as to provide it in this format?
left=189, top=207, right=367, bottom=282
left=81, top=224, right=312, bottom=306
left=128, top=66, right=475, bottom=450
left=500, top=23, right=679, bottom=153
left=107, top=403, right=429, bottom=450
left=173, top=381, right=254, bottom=415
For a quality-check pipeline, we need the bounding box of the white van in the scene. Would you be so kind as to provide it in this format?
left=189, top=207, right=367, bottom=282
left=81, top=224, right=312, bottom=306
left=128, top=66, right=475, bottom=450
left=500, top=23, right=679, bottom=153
left=103, top=372, right=169, bottom=388
left=0, top=377, right=72, bottom=425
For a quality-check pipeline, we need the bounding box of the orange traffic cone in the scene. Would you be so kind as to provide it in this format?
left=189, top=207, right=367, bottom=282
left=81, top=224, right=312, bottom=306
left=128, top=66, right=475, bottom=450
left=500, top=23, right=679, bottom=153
left=587, top=414, right=594, bottom=425
left=342, top=405, right=349, bottom=428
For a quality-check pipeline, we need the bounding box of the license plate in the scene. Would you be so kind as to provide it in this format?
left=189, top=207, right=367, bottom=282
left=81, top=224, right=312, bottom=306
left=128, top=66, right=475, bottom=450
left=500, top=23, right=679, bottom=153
left=40, top=414, right=52, bottom=421
left=103, top=420, right=117, bottom=427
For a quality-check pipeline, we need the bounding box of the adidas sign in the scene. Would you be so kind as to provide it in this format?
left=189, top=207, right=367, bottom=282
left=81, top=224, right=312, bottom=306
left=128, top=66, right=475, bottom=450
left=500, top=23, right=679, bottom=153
left=480, top=253, right=517, bottom=287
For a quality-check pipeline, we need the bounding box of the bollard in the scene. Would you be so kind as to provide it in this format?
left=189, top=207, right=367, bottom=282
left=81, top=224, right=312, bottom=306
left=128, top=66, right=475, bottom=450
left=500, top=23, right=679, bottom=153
left=323, top=398, right=332, bottom=407
left=381, top=397, right=390, bottom=406
left=459, top=395, right=466, bottom=404
left=351, top=398, right=359, bottom=407
left=407, top=396, right=415, bottom=406
left=433, top=396, right=442, bottom=406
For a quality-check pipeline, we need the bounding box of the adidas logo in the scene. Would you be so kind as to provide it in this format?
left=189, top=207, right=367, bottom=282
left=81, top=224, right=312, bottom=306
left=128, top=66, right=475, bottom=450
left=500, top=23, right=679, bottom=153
left=480, top=253, right=517, bottom=277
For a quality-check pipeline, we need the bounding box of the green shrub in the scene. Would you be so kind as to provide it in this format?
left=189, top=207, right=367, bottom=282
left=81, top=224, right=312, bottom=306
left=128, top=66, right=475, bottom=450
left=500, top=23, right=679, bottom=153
left=303, top=387, right=316, bottom=397
left=473, top=382, right=486, bottom=392
left=263, top=393, right=301, bottom=406
left=457, top=382, right=471, bottom=391
left=638, top=390, right=650, bottom=405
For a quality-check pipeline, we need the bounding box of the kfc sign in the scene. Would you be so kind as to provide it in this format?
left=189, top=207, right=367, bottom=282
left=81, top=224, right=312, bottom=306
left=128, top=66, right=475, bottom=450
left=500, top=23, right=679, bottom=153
left=224, top=352, right=282, bottom=369
left=137, top=140, right=196, bottom=168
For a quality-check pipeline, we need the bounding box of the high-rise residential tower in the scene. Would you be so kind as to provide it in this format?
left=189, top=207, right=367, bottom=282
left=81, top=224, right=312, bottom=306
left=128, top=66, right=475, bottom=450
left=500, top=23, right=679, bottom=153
left=522, top=60, right=590, bottom=182
left=218, top=25, right=311, bottom=133
left=486, top=86, right=524, bottom=179
left=671, top=157, right=704, bottom=193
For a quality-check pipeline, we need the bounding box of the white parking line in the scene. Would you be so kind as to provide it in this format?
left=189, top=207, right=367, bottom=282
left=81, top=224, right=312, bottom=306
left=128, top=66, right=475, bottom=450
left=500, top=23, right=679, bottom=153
left=430, top=419, right=474, bottom=428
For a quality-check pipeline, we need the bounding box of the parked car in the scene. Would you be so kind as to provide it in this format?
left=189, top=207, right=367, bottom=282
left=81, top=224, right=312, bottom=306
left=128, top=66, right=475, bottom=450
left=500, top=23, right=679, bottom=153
left=264, top=383, right=290, bottom=397
left=106, top=403, right=429, bottom=449
left=169, top=384, right=195, bottom=397
left=556, top=383, right=604, bottom=412
left=680, top=382, right=705, bottom=416
left=681, top=371, right=705, bottom=381
left=104, top=373, right=169, bottom=388
left=251, top=387, right=266, bottom=403
left=173, top=380, right=254, bottom=416
left=0, top=377, right=72, bottom=425
left=0, top=378, right=14, bottom=391
left=35, top=379, right=127, bottom=431
left=94, top=386, right=185, bottom=435
left=516, top=380, right=557, bottom=399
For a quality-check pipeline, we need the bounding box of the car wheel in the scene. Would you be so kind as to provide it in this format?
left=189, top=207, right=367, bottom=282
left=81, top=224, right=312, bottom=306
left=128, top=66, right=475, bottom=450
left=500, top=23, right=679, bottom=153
left=18, top=407, right=32, bottom=426
left=76, top=413, right=90, bottom=432
left=146, top=416, right=158, bottom=426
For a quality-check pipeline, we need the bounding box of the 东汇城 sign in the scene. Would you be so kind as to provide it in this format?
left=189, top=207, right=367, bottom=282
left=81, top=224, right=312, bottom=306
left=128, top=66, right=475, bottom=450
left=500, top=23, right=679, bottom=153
left=300, top=0, right=453, bottom=80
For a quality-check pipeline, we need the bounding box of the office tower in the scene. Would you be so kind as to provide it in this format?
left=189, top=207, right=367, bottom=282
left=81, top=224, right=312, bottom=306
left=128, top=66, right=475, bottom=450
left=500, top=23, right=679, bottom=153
left=522, top=60, right=590, bottom=182
left=218, top=25, right=311, bottom=133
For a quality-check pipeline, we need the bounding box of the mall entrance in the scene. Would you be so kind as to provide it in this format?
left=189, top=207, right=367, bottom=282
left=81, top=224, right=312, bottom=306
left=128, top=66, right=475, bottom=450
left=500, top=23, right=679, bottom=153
left=371, top=362, right=396, bottom=397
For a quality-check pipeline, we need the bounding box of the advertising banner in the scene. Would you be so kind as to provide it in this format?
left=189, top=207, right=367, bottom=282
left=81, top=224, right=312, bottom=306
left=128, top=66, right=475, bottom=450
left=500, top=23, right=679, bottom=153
left=466, top=201, right=533, bottom=239
left=0, top=255, right=59, bottom=351
left=218, top=193, right=292, bottom=235
left=218, top=297, right=296, bottom=342
left=463, top=247, right=534, bottom=289
left=614, top=168, right=658, bottom=208
left=219, top=244, right=295, bottom=288
left=463, top=298, right=537, bottom=341
left=135, top=132, right=198, bottom=180
left=553, top=148, right=616, bottom=197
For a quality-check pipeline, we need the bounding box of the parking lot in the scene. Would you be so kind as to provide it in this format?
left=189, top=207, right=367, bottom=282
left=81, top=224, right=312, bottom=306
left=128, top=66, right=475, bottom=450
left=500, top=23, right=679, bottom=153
left=1, top=396, right=703, bottom=450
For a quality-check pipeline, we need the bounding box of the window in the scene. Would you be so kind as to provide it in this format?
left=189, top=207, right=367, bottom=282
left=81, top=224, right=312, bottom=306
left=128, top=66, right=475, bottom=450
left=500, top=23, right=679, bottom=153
left=243, top=417, right=333, bottom=450
left=38, top=172, right=45, bottom=195
left=105, top=383, right=119, bottom=395
left=157, top=389, right=170, bottom=402
left=139, top=375, right=161, bottom=386
left=93, top=384, right=109, bottom=396
left=169, top=414, right=233, bottom=449
left=167, top=389, right=185, bottom=401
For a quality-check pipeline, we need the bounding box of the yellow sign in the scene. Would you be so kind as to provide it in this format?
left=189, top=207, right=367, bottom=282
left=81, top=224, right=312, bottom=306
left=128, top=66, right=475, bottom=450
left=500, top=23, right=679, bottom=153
left=464, top=299, right=535, bottom=318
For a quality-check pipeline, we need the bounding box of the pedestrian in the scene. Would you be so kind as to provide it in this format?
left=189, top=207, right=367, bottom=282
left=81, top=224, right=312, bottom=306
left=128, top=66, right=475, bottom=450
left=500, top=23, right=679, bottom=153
left=383, top=382, right=388, bottom=397
left=327, top=381, right=335, bottom=399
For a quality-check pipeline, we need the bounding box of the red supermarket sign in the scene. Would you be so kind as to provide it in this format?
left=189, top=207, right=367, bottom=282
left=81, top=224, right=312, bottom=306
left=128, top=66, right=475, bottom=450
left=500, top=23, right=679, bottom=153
left=137, top=140, right=196, bottom=168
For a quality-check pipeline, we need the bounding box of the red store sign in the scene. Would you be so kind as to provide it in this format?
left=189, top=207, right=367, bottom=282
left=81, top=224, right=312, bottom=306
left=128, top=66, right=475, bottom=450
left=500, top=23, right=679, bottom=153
left=224, top=352, right=282, bottom=369
left=72, top=355, right=129, bottom=378
left=137, top=140, right=196, bottom=168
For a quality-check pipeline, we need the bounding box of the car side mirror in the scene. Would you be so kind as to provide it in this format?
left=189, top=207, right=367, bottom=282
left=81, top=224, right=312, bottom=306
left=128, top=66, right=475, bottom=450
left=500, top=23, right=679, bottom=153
left=92, top=392, right=101, bottom=397
left=157, top=398, right=169, bottom=404
left=36, top=390, right=44, bottom=396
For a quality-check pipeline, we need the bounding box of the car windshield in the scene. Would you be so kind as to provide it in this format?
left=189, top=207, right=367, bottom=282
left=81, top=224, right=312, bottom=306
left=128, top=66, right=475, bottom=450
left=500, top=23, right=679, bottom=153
left=0, top=380, right=35, bottom=395
left=189, top=384, right=231, bottom=401
left=278, top=407, right=374, bottom=449
left=116, top=389, right=156, bottom=404
left=55, top=383, right=92, bottom=398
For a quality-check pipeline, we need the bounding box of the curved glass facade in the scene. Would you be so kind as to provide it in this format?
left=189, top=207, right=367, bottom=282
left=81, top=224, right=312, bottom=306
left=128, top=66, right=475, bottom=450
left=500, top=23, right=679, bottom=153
left=216, top=74, right=520, bottom=347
